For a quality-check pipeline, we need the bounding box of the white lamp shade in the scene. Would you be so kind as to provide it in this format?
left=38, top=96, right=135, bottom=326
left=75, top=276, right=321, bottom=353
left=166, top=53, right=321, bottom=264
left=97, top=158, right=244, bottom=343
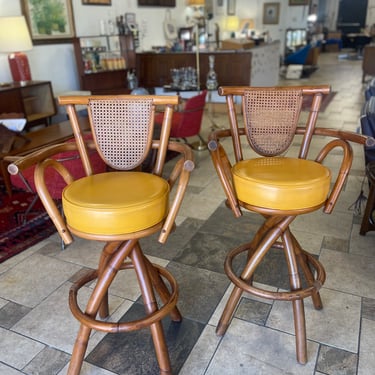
left=0, top=16, right=33, bottom=53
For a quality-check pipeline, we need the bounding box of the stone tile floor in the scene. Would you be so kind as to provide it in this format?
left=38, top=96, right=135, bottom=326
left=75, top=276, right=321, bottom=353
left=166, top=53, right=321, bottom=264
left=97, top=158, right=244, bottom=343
left=0, top=51, right=374, bottom=374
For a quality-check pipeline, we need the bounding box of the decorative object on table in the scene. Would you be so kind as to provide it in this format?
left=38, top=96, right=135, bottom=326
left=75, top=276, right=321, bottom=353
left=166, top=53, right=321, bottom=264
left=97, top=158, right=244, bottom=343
left=167, top=67, right=197, bottom=90
left=206, top=55, right=218, bottom=90
left=263, top=2, right=280, bottom=25
left=164, top=9, right=178, bottom=48
left=21, top=0, right=75, bottom=43
left=127, top=69, right=138, bottom=90
left=0, top=16, right=32, bottom=83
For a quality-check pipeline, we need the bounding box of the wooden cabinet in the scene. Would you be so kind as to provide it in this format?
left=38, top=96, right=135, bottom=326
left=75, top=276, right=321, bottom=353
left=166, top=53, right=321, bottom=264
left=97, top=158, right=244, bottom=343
left=73, top=35, right=136, bottom=94
left=0, top=81, right=56, bottom=130
left=136, top=51, right=252, bottom=89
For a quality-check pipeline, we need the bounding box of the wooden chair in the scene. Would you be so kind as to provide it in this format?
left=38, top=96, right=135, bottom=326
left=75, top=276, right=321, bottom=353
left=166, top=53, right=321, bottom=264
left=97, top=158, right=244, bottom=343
left=8, top=95, right=194, bottom=375
left=208, top=85, right=368, bottom=364
left=154, top=90, right=207, bottom=150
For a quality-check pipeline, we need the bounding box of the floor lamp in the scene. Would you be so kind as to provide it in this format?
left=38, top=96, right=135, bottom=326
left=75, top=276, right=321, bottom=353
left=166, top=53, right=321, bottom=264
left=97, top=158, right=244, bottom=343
left=187, top=0, right=205, bottom=91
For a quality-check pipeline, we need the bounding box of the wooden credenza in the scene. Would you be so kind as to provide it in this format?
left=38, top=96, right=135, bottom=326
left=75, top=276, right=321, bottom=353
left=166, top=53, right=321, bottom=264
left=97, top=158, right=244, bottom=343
left=136, top=51, right=252, bottom=89
left=0, top=81, right=57, bottom=130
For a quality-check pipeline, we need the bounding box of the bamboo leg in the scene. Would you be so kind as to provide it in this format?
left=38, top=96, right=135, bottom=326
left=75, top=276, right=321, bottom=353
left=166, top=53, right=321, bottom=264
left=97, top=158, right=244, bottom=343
left=98, top=241, right=122, bottom=318
left=217, top=216, right=294, bottom=336
left=68, top=239, right=136, bottom=374
left=290, top=231, right=323, bottom=310
left=143, top=255, right=182, bottom=322
left=282, top=230, right=307, bottom=364
left=130, top=244, right=172, bottom=375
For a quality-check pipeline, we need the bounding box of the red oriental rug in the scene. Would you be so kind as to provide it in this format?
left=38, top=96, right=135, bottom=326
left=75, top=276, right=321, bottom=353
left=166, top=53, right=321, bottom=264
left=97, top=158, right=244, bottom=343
left=0, top=190, right=56, bottom=263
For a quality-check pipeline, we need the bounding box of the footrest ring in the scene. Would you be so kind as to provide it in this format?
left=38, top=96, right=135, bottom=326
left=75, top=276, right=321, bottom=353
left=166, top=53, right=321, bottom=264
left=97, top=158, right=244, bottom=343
left=225, top=242, right=326, bottom=301
left=69, top=262, right=179, bottom=333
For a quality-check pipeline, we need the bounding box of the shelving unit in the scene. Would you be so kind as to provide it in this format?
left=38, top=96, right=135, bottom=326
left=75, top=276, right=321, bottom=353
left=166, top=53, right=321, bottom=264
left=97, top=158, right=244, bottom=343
left=73, top=34, right=136, bottom=94
left=0, top=81, right=57, bottom=130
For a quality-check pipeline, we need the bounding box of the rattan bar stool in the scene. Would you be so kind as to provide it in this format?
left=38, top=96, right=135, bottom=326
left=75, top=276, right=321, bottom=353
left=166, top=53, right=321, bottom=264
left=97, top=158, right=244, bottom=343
left=208, top=85, right=368, bottom=364
left=9, top=95, right=194, bottom=375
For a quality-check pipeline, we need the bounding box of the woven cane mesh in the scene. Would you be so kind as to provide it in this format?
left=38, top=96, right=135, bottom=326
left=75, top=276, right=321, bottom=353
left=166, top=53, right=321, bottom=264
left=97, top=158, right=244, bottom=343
left=88, top=99, right=153, bottom=170
left=243, top=89, right=303, bottom=156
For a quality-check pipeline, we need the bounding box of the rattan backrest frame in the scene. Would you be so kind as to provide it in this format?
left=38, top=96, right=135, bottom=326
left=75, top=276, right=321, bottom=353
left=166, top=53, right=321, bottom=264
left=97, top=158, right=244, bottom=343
left=242, top=88, right=303, bottom=156
left=59, top=95, right=179, bottom=176
left=88, top=98, right=154, bottom=170
left=218, top=85, right=331, bottom=162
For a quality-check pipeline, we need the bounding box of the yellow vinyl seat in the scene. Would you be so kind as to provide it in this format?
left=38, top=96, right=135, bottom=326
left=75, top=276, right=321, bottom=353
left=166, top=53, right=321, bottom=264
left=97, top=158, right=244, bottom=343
left=208, top=85, right=368, bottom=365
left=63, top=171, right=169, bottom=235
left=232, top=157, right=331, bottom=211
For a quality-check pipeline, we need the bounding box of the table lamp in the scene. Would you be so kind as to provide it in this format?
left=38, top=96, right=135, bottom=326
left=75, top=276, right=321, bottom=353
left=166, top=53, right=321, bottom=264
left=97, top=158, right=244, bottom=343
left=0, top=16, right=33, bottom=84
left=226, top=16, right=240, bottom=38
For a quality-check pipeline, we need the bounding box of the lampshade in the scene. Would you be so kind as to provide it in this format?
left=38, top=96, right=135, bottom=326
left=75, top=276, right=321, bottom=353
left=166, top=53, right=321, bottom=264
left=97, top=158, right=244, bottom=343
left=226, top=16, right=240, bottom=31
left=0, top=16, right=32, bottom=53
left=0, top=16, right=33, bottom=83
left=187, top=0, right=205, bottom=6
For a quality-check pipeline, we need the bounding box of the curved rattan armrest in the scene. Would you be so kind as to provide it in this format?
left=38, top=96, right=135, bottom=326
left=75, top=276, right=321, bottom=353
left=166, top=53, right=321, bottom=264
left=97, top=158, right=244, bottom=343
left=296, top=127, right=370, bottom=214
left=7, top=141, right=97, bottom=246
left=157, top=141, right=195, bottom=243
left=208, top=130, right=242, bottom=218
left=7, top=141, right=97, bottom=175
left=296, top=127, right=371, bottom=145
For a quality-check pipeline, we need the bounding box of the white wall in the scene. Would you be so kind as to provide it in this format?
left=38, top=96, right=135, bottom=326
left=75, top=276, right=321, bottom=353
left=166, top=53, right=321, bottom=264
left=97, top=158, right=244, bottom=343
left=0, top=0, right=333, bottom=95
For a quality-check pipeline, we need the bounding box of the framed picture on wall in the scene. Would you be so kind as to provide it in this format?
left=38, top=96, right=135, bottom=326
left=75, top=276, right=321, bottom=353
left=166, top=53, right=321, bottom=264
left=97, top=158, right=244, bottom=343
left=263, top=2, right=280, bottom=25
left=227, top=0, right=236, bottom=15
left=289, top=0, right=309, bottom=5
left=138, top=0, right=176, bottom=6
left=21, top=0, right=75, bottom=44
left=82, top=0, right=111, bottom=4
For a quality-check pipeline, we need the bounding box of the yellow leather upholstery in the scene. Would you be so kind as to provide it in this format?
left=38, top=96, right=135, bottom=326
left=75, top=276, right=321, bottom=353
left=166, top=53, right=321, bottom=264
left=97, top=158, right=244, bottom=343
left=232, top=157, right=331, bottom=210
left=63, top=171, right=169, bottom=235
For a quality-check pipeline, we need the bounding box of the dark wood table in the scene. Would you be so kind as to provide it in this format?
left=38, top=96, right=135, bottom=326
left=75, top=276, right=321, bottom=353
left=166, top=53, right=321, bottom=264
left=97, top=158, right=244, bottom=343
left=1, top=117, right=90, bottom=196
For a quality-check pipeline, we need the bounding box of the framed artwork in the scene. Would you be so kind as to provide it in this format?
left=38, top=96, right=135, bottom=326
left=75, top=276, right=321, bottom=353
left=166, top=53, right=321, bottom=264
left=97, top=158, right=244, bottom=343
left=82, top=0, right=111, bottom=4
left=227, top=0, right=236, bottom=15
left=21, top=0, right=75, bottom=44
left=289, top=0, right=309, bottom=5
left=138, top=0, right=176, bottom=6
left=263, top=2, right=280, bottom=25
